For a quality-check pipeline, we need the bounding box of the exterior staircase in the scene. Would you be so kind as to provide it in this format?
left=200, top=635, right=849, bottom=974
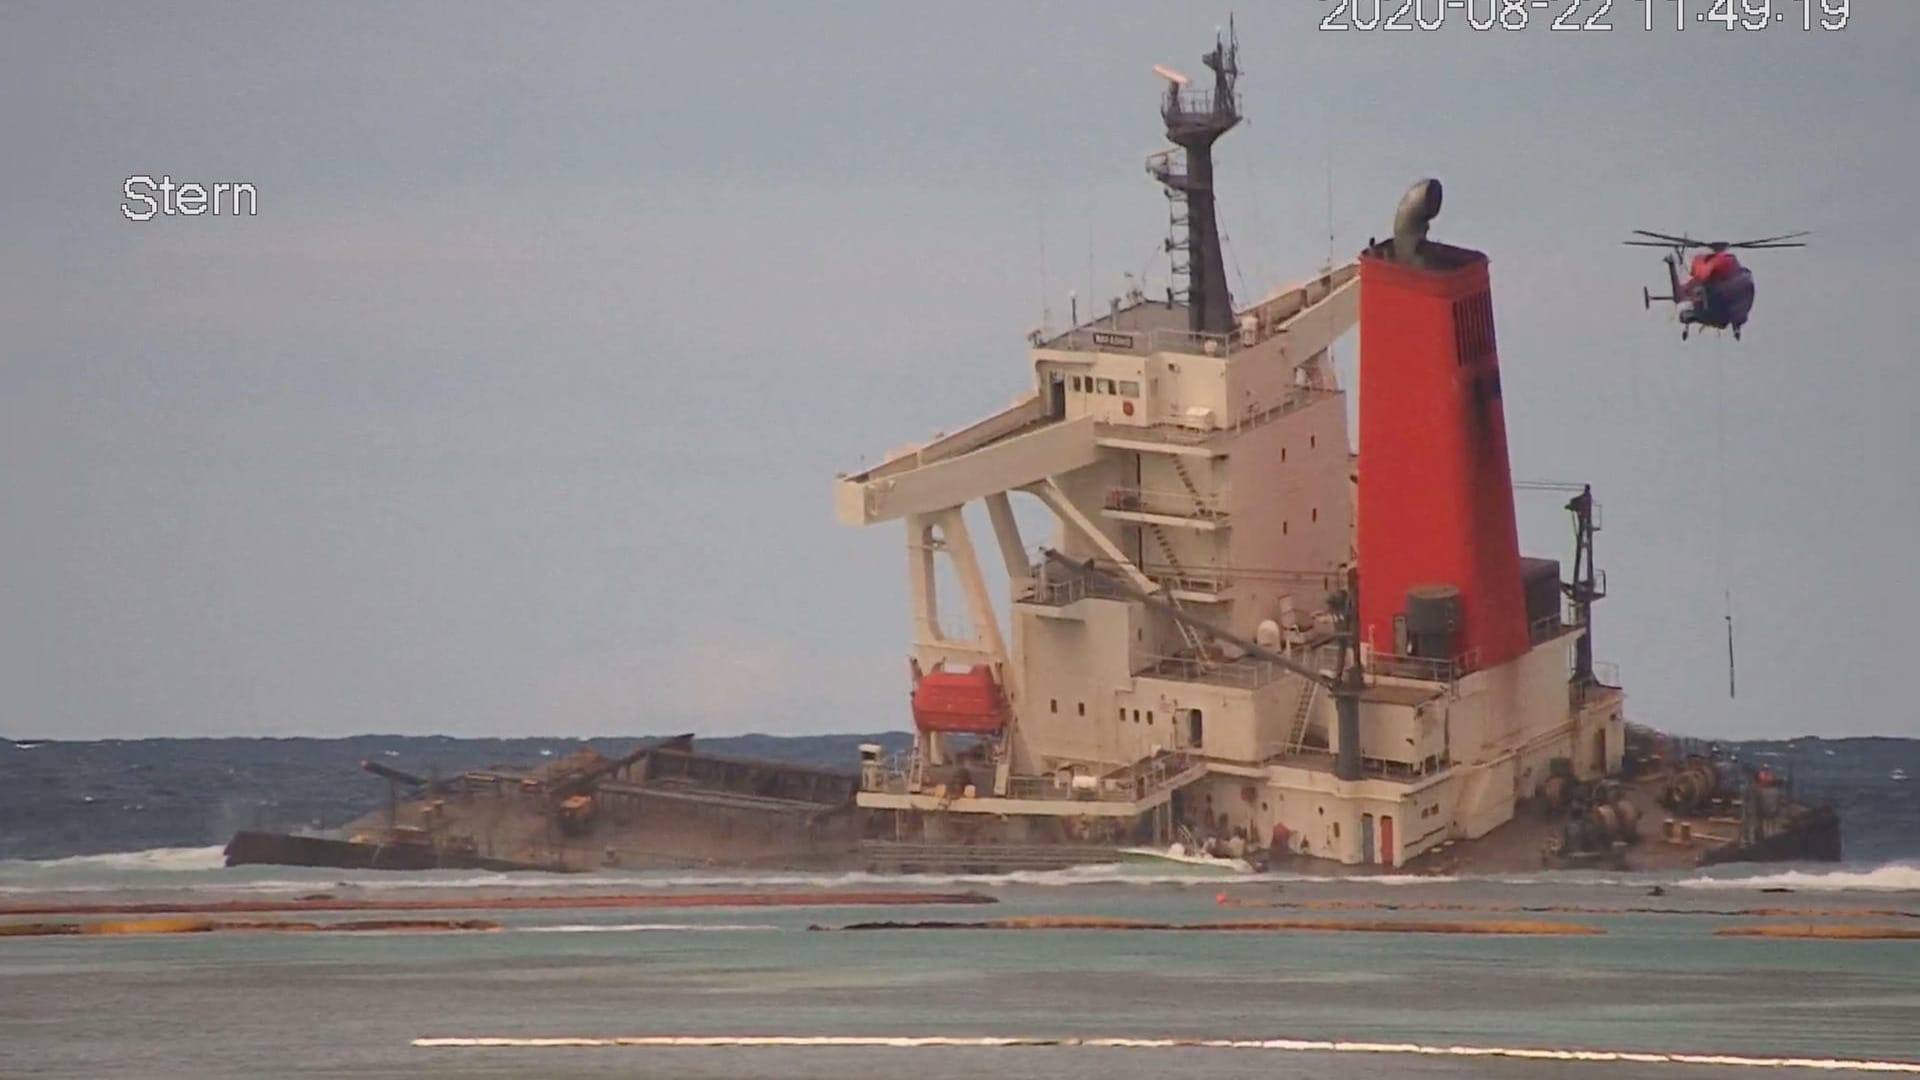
left=1170, top=457, right=1207, bottom=516
left=1145, top=522, right=1209, bottom=662
left=1284, top=680, right=1320, bottom=754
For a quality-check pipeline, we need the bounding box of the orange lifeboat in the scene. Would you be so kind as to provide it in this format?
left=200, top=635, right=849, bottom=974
left=910, top=666, right=1010, bottom=735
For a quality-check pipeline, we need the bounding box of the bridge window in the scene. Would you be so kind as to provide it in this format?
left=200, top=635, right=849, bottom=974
left=1077, top=701, right=1086, bottom=716
left=1147, top=711, right=1154, bottom=725
left=1119, top=380, right=1140, bottom=396
left=1096, top=378, right=1115, bottom=394
left=1311, top=508, right=1318, bottom=522
left=1050, top=699, right=1058, bottom=714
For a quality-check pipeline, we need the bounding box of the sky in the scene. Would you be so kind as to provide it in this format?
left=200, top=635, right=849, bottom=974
left=2, top=2, right=1915, bottom=741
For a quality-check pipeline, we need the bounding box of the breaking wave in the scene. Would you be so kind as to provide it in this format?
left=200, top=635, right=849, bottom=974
left=3, top=845, right=1915, bottom=898
left=0, top=846, right=227, bottom=873
left=1672, top=862, right=1920, bottom=894
left=408, top=1034, right=1920, bottom=1073
left=0, top=858, right=1464, bottom=894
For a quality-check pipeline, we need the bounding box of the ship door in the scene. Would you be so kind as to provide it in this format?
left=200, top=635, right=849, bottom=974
left=1379, top=815, right=1395, bottom=867
left=1047, top=373, right=1066, bottom=418
left=1360, top=813, right=1375, bottom=864
left=1187, top=708, right=1204, bottom=749
left=1593, top=728, right=1607, bottom=773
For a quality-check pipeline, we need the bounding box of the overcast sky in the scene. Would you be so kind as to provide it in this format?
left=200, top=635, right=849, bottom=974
left=3, top=3, right=1915, bottom=741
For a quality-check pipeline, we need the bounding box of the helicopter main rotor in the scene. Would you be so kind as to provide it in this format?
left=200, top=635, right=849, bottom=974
left=1624, top=229, right=1811, bottom=253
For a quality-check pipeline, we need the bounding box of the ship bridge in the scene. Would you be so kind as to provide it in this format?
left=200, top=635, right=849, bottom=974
left=834, top=264, right=1358, bottom=529
left=833, top=261, right=1359, bottom=803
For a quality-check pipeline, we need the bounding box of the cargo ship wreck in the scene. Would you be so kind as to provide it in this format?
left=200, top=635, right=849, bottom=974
left=824, top=21, right=1839, bottom=875
left=227, top=23, right=1838, bottom=878
left=226, top=735, right=868, bottom=873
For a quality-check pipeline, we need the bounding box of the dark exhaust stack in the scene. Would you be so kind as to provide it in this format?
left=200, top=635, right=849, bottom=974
left=1392, top=179, right=1444, bottom=267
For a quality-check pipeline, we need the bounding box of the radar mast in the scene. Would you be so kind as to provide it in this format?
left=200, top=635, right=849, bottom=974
left=1147, top=18, right=1242, bottom=336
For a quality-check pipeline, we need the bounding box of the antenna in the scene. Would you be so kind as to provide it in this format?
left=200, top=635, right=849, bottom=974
left=1038, top=200, right=1050, bottom=336
left=1725, top=589, right=1737, bottom=700
left=1324, top=134, right=1335, bottom=273
left=1152, top=64, right=1190, bottom=86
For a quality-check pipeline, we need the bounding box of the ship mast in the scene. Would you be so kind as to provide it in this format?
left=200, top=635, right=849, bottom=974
left=1566, top=485, right=1606, bottom=687
left=1148, top=19, right=1242, bottom=337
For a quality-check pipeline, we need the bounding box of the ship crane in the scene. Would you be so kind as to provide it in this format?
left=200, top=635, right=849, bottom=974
left=1040, top=549, right=1372, bottom=782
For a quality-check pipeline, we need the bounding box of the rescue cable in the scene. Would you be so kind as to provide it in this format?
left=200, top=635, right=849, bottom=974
left=1726, top=590, right=1737, bottom=701
left=1714, top=349, right=1736, bottom=700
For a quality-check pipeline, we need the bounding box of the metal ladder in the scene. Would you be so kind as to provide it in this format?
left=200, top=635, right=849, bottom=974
left=1147, top=150, right=1192, bottom=304
left=1169, top=457, right=1208, bottom=517
left=1145, top=522, right=1208, bottom=660
left=1284, top=680, right=1320, bottom=754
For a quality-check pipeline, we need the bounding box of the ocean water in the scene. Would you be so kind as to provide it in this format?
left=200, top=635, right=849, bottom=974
left=0, top=733, right=917, bottom=861
left=3, top=850, right=1920, bottom=1079
left=2, top=736, right=1917, bottom=1077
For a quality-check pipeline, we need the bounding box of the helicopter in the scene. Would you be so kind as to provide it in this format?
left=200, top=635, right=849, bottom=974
left=1625, top=230, right=1810, bottom=341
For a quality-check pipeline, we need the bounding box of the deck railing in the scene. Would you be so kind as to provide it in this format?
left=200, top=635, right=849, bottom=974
left=1161, top=90, right=1241, bottom=123
left=862, top=750, right=1200, bottom=805
left=1104, top=486, right=1228, bottom=522
left=1045, top=325, right=1240, bottom=359
left=1368, top=649, right=1481, bottom=686
left=1020, top=570, right=1134, bottom=608
left=1138, top=653, right=1295, bottom=690
left=1102, top=387, right=1336, bottom=446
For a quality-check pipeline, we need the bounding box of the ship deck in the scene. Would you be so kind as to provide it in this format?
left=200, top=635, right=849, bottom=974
left=596, top=780, right=844, bottom=818
left=1405, top=768, right=1748, bottom=876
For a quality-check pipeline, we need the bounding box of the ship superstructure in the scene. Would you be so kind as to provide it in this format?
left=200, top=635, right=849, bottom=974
left=834, top=27, right=1626, bottom=867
